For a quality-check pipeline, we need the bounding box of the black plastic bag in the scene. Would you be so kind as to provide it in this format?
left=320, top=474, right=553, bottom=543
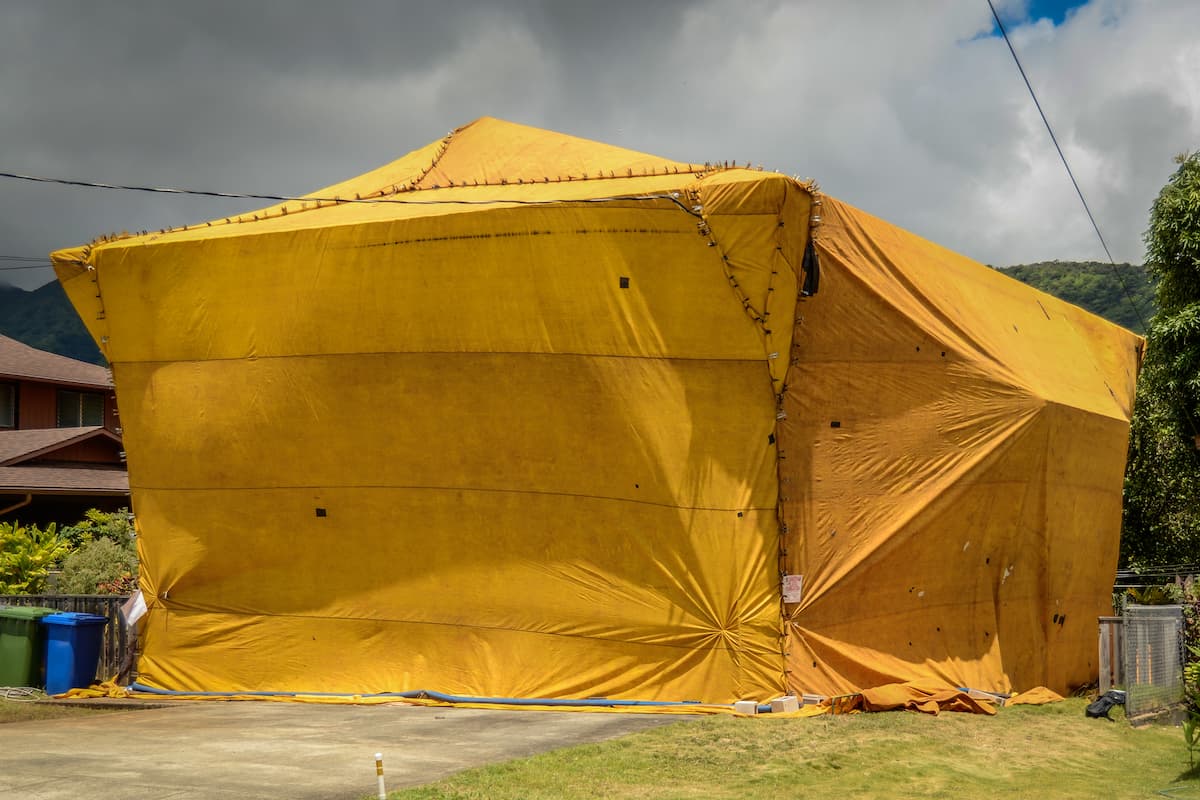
left=1085, top=690, right=1127, bottom=720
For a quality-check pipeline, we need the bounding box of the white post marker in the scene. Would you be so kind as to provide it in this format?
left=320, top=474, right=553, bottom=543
left=375, top=752, right=386, bottom=800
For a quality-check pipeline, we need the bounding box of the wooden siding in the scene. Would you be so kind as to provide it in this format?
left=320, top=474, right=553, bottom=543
left=18, top=380, right=56, bottom=428
left=28, top=436, right=124, bottom=466
left=15, top=379, right=119, bottom=433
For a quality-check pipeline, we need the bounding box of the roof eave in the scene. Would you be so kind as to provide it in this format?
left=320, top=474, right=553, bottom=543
left=0, top=427, right=122, bottom=467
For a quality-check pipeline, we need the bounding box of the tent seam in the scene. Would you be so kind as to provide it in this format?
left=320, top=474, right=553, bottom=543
left=124, top=482, right=777, bottom=514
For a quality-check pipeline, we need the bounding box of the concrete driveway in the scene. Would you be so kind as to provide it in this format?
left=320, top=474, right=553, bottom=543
left=1, top=699, right=690, bottom=799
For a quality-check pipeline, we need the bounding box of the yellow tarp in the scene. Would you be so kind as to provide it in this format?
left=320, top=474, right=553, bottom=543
left=51, top=117, right=1140, bottom=705
left=779, top=198, right=1139, bottom=697
left=859, top=682, right=998, bottom=716
left=1007, top=686, right=1065, bottom=706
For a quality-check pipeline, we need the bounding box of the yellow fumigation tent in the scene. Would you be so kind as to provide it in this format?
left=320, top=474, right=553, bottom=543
left=52, top=118, right=1140, bottom=703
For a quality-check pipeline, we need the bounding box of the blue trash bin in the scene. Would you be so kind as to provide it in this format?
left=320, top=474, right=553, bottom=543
left=41, top=612, right=109, bottom=695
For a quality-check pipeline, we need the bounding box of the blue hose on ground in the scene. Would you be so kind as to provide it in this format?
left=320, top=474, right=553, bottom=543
left=128, top=682, right=703, bottom=707
left=397, top=689, right=702, bottom=707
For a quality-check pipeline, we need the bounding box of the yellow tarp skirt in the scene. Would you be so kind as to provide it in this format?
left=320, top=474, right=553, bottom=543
left=52, top=118, right=1140, bottom=704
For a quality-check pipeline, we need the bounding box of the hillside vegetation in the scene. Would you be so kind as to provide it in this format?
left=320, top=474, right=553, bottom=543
left=997, top=261, right=1155, bottom=334
left=0, top=280, right=103, bottom=364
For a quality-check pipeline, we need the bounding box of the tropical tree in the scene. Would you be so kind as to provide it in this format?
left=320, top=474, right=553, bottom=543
left=1123, top=152, right=1200, bottom=565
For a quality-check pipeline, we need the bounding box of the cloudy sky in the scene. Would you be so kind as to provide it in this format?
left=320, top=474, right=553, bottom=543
left=1, top=0, right=1197, bottom=290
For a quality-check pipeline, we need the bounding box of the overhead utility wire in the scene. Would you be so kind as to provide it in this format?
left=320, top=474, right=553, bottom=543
left=0, top=254, right=53, bottom=271
left=986, top=0, right=1150, bottom=334
left=1115, top=564, right=1200, bottom=583
left=0, top=169, right=703, bottom=218
left=0, top=169, right=301, bottom=201
left=0, top=263, right=51, bottom=271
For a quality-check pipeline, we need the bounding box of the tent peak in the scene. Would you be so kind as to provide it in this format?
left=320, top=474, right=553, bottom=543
left=399, top=117, right=699, bottom=192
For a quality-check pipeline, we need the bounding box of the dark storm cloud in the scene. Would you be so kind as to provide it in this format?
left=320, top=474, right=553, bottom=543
left=0, top=0, right=707, bottom=291
left=1, top=0, right=1197, bottom=290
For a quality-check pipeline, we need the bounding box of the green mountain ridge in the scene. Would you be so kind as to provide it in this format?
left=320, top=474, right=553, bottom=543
left=0, top=280, right=105, bottom=364
left=996, top=261, right=1155, bottom=335
left=0, top=260, right=1155, bottom=365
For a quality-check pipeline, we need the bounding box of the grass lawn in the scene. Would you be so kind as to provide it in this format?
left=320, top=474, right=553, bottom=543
left=387, top=699, right=1199, bottom=800
left=0, top=698, right=114, bottom=724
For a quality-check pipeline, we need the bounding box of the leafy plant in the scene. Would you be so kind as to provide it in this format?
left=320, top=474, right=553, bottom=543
left=58, top=536, right=138, bottom=595
left=61, top=507, right=136, bottom=549
left=96, top=571, right=137, bottom=595
left=1180, top=581, right=1200, bottom=767
left=1185, top=712, right=1200, bottom=769
left=1181, top=577, right=1200, bottom=656
left=1125, top=584, right=1182, bottom=605
left=1186, top=644, right=1200, bottom=706
left=0, top=520, right=72, bottom=594
left=1186, top=651, right=1200, bottom=769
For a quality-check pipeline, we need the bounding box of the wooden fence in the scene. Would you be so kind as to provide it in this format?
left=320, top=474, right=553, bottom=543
left=0, top=594, right=133, bottom=685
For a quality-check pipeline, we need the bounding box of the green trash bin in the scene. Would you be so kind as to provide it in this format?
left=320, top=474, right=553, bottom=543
left=0, top=606, right=57, bottom=688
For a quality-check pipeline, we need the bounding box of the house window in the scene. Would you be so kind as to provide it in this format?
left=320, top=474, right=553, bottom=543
left=57, top=390, right=105, bottom=427
left=0, top=383, right=13, bottom=428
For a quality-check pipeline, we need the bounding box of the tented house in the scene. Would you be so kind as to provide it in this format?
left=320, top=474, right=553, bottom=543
left=52, top=118, right=1141, bottom=704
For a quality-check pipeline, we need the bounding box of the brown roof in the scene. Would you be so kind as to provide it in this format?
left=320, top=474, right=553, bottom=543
left=0, top=334, right=111, bottom=389
left=0, top=465, right=128, bottom=495
left=0, top=426, right=120, bottom=466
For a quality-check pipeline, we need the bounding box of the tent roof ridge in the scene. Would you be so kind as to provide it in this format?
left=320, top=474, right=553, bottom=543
left=64, top=119, right=771, bottom=246
left=401, top=164, right=713, bottom=191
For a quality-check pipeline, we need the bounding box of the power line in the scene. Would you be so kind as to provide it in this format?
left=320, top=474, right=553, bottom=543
left=0, top=169, right=703, bottom=215
left=0, top=169, right=342, bottom=203
left=0, top=263, right=52, bottom=271
left=986, top=0, right=1151, bottom=334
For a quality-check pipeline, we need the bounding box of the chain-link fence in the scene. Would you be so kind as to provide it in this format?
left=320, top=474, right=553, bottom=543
left=1122, top=604, right=1185, bottom=720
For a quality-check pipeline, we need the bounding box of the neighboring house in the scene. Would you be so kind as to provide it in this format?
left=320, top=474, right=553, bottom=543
left=0, top=334, right=128, bottom=525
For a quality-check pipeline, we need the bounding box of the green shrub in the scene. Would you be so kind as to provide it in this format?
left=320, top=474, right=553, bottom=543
left=0, top=520, right=71, bottom=594
left=62, top=507, right=136, bottom=548
left=1178, top=578, right=1200, bottom=766
left=57, top=536, right=138, bottom=595
left=1125, top=584, right=1183, bottom=605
